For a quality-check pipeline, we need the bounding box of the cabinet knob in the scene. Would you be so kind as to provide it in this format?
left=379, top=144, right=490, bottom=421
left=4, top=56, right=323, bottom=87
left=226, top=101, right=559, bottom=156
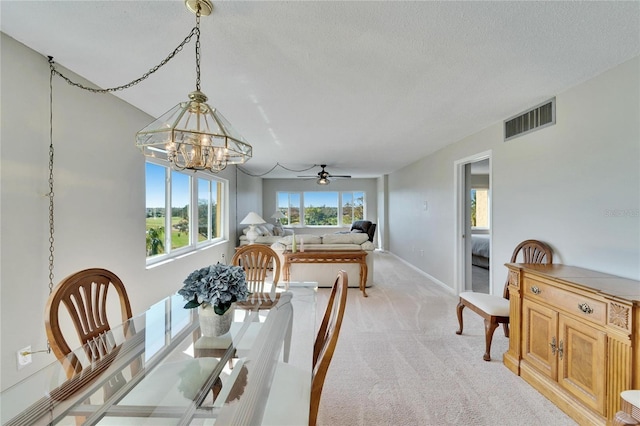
left=530, top=286, right=542, bottom=295
left=578, top=302, right=593, bottom=314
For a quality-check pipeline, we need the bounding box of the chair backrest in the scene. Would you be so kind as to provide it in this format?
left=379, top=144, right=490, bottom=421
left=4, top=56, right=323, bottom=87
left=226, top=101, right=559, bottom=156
left=232, top=245, right=280, bottom=293
left=503, top=240, right=553, bottom=299
left=310, top=270, right=348, bottom=426
left=45, top=268, right=132, bottom=378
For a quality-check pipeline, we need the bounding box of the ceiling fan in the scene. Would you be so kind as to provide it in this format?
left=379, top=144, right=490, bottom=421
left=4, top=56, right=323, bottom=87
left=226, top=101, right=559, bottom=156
left=298, top=164, right=351, bottom=185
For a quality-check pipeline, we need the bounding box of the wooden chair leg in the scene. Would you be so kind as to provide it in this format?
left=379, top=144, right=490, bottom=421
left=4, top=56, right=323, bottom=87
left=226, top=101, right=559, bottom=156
left=483, top=318, right=499, bottom=361
left=502, top=322, right=509, bottom=338
left=455, top=300, right=464, bottom=335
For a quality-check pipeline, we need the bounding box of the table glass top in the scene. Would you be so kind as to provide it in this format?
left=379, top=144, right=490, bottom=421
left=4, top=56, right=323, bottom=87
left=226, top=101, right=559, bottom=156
left=1, top=284, right=316, bottom=425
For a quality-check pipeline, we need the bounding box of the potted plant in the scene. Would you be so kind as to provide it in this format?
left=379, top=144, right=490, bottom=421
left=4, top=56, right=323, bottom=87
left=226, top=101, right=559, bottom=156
left=178, top=263, right=249, bottom=336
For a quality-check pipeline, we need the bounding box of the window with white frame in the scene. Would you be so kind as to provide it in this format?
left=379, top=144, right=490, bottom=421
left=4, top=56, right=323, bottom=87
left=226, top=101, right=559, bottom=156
left=276, top=191, right=366, bottom=227
left=470, top=188, right=490, bottom=229
left=145, top=161, right=225, bottom=264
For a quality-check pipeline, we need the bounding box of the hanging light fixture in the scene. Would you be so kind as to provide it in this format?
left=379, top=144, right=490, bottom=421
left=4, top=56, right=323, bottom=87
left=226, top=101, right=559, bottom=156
left=136, top=0, right=252, bottom=173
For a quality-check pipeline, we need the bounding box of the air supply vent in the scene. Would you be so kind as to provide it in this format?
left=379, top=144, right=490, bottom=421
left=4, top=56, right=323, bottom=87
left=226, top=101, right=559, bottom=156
left=504, top=98, right=555, bottom=141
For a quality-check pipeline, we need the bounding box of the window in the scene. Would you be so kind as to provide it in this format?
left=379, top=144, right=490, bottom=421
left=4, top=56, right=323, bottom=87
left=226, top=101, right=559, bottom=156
left=277, top=192, right=301, bottom=226
left=146, top=161, right=226, bottom=264
left=342, top=191, right=364, bottom=224
left=470, top=188, right=490, bottom=228
left=276, top=191, right=366, bottom=227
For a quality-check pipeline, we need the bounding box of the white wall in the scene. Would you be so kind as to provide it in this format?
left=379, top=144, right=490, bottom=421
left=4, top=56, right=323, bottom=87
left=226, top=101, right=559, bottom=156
left=261, top=177, right=378, bottom=240
left=0, top=34, right=238, bottom=390
left=236, top=170, right=263, bottom=241
left=389, top=56, right=640, bottom=291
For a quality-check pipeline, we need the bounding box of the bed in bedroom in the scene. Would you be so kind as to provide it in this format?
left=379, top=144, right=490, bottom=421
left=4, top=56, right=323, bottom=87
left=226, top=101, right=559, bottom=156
left=471, top=234, right=490, bottom=269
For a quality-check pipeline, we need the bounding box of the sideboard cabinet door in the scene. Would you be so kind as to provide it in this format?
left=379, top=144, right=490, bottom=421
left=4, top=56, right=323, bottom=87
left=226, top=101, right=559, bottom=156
left=558, top=314, right=607, bottom=415
left=522, top=298, right=558, bottom=380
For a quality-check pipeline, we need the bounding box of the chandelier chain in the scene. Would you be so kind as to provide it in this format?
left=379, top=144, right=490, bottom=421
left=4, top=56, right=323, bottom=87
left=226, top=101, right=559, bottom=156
left=195, top=9, right=202, bottom=91
left=237, top=163, right=320, bottom=177
left=48, top=25, right=198, bottom=94
left=47, top=59, right=56, bottom=354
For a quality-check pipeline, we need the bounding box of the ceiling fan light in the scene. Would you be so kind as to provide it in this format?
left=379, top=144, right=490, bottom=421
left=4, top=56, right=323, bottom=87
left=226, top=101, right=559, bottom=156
left=317, top=177, right=330, bottom=185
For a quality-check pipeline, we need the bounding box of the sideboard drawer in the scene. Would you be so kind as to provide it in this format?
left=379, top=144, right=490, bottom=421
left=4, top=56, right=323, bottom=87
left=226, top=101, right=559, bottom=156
left=523, top=277, right=607, bottom=326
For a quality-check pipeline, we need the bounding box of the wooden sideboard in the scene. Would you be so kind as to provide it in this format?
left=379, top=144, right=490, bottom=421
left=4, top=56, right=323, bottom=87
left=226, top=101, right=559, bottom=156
left=504, top=263, right=640, bottom=425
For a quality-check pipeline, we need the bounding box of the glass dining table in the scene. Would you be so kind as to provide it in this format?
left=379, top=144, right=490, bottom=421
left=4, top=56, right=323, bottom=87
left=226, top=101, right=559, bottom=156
left=0, top=283, right=317, bottom=425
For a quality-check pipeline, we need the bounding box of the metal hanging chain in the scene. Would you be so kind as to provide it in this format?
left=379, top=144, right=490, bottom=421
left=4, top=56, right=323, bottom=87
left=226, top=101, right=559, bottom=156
left=195, top=9, right=201, bottom=91
left=237, top=163, right=321, bottom=177
left=49, top=25, right=199, bottom=94
left=46, top=59, right=56, bottom=354
left=48, top=61, right=55, bottom=296
left=42, top=11, right=201, bottom=355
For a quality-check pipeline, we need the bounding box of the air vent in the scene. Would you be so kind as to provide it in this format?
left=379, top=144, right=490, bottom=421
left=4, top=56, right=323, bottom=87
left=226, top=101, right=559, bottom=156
left=504, top=98, right=556, bottom=141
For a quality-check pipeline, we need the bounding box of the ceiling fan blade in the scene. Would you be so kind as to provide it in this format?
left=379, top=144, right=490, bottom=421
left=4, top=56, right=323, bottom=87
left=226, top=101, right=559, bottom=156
left=328, top=175, right=351, bottom=178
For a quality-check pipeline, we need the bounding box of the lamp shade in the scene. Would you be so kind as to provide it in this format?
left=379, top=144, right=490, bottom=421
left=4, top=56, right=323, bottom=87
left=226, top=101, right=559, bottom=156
left=271, top=211, right=286, bottom=220
left=240, top=212, right=266, bottom=225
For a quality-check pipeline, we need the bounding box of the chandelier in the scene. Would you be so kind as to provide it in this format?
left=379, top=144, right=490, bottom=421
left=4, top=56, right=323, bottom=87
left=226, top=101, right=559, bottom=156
left=136, top=0, right=252, bottom=173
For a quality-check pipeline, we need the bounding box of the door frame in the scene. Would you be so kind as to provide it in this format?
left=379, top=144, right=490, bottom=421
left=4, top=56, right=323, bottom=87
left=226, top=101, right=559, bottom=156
left=453, top=150, right=492, bottom=295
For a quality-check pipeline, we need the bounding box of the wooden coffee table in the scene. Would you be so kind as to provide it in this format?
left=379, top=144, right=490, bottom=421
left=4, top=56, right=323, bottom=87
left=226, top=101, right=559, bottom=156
left=282, top=250, right=369, bottom=297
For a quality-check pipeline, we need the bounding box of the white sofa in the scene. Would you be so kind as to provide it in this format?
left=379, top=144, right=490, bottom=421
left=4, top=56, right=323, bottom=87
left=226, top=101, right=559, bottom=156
left=270, top=233, right=374, bottom=288
left=238, top=223, right=292, bottom=246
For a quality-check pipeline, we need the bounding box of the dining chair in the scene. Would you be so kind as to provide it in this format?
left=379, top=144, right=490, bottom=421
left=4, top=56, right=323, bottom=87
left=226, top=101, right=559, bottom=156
left=46, top=268, right=220, bottom=409
left=259, top=271, right=348, bottom=426
left=232, top=244, right=281, bottom=310
left=309, top=270, right=348, bottom=425
left=456, top=239, right=553, bottom=361
left=45, top=268, right=136, bottom=380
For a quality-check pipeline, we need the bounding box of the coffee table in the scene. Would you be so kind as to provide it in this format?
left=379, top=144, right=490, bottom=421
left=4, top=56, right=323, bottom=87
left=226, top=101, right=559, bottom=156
left=282, top=250, right=369, bottom=297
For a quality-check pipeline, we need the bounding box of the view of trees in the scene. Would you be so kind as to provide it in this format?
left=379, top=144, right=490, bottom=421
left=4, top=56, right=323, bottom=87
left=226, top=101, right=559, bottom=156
left=146, top=201, right=219, bottom=255
left=146, top=226, right=164, bottom=256
left=305, top=206, right=339, bottom=225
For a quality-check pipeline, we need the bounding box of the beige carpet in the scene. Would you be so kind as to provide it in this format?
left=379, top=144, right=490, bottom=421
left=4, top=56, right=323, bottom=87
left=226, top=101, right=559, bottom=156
left=315, top=251, right=577, bottom=426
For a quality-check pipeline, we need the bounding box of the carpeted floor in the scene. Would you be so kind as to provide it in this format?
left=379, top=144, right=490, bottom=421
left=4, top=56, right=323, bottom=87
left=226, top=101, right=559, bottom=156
left=315, top=251, right=577, bottom=426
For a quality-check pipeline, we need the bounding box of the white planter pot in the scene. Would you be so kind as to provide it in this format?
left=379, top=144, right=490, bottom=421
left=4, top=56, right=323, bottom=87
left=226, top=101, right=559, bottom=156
left=199, top=304, right=235, bottom=337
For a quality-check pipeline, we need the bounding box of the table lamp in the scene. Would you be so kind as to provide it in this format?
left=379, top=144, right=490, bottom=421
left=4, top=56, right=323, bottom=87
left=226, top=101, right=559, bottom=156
left=240, top=212, right=266, bottom=244
left=271, top=210, right=285, bottom=224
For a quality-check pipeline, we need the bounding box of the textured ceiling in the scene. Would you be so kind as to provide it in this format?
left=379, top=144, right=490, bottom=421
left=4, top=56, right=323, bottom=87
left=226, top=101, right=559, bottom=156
left=2, top=1, right=639, bottom=178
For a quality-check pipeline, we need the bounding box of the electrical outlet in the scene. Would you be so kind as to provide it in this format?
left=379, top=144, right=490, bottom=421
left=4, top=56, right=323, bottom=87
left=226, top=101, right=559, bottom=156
left=17, top=346, right=32, bottom=369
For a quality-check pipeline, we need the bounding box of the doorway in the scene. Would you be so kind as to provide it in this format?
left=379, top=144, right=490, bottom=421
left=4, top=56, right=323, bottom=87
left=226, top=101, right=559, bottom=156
left=454, top=151, right=492, bottom=295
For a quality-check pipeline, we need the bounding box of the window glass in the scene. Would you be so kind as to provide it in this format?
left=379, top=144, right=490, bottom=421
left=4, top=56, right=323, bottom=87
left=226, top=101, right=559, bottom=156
left=277, top=191, right=366, bottom=227
left=197, top=179, right=222, bottom=242
left=342, top=191, right=364, bottom=225
left=145, top=163, right=166, bottom=257
left=471, top=188, right=490, bottom=228
left=277, top=192, right=301, bottom=226
left=197, top=178, right=211, bottom=242
left=171, top=171, right=190, bottom=250
left=146, top=161, right=226, bottom=264
left=304, top=192, right=338, bottom=225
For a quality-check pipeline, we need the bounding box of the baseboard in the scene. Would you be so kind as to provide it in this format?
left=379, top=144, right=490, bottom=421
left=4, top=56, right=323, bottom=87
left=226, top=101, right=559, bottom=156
left=385, top=252, right=457, bottom=296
